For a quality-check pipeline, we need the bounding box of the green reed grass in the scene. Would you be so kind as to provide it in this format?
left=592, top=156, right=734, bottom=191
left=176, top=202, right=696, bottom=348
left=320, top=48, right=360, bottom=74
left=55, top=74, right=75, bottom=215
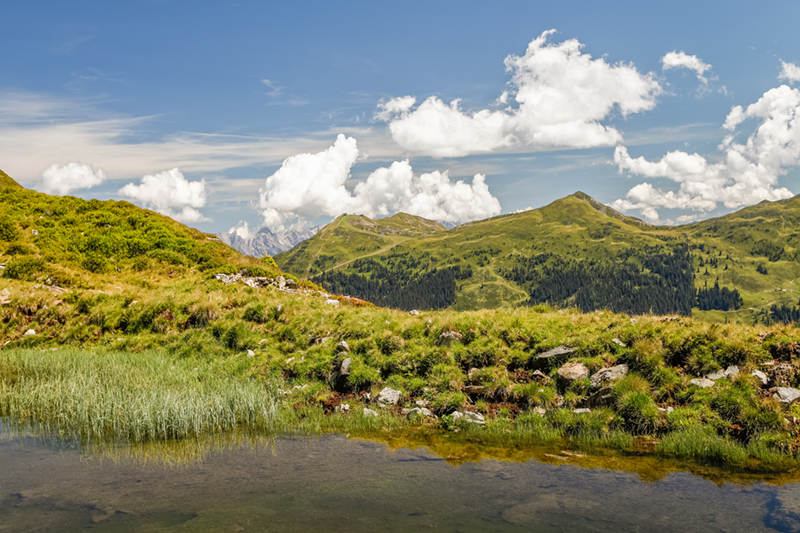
left=0, top=348, right=280, bottom=441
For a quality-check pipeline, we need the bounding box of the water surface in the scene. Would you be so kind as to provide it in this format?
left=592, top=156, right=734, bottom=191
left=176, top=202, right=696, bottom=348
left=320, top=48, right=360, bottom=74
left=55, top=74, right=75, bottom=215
left=3, top=431, right=800, bottom=532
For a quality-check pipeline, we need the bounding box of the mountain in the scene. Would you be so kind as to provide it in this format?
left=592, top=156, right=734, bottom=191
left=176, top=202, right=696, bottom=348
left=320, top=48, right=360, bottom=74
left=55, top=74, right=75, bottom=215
left=218, top=224, right=323, bottom=258
left=276, top=192, right=800, bottom=323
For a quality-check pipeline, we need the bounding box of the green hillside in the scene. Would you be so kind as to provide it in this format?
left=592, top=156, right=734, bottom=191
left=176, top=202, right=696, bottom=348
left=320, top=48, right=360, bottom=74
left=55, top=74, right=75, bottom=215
left=276, top=192, right=800, bottom=323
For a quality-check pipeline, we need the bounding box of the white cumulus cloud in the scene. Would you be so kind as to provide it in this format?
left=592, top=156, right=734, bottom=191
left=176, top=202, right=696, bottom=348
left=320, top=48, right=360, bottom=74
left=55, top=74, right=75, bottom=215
left=119, top=168, right=209, bottom=223
left=376, top=29, right=662, bottom=158
left=611, top=83, right=800, bottom=222
left=257, top=134, right=502, bottom=230
left=228, top=221, right=255, bottom=240
left=39, top=162, right=106, bottom=195
left=780, top=61, right=800, bottom=83
left=662, top=51, right=713, bottom=85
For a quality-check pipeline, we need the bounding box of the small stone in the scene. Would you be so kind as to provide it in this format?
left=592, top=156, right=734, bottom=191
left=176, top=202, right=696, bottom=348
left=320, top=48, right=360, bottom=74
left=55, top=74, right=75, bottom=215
left=363, top=408, right=379, bottom=417
left=462, top=411, right=485, bottom=425
left=409, top=310, right=420, bottom=316
left=276, top=276, right=286, bottom=289
left=532, top=407, right=547, bottom=416
left=689, top=378, right=715, bottom=388
left=334, top=404, right=350, bottom=413
left=434, top=330, right=463, bottom=347
left=557, top=361, right=590, bottom=384
left=375, top=387, right=402, bottom=407
left=415, top=400, right=429, bottom=407
left=771, top=387, right=800, bottom=405
left=246, top=350, right=255, bottom=357
left=325, top=299, right=339, bottom=306
left=23, top=329, right=35, bottom=336
left=537, top=345, right=576, bottom=360
left=572, top=408, right=591, bottom=414
left=337, top=340, right=350, bottom=352
left=589, top=364, right=629, bottom=389
left=612, top=338, right=626, bottom=347
left=724, top=365, right=740, bottom=379
left=258, top=339, right=268, bottom=345
left=706, top=371, right=725, bottom=380
left=531, top=370, right=550, bottom=383
left=406, top=407, right=436, bottom=420
left=752, top=369, right=769, bottom=386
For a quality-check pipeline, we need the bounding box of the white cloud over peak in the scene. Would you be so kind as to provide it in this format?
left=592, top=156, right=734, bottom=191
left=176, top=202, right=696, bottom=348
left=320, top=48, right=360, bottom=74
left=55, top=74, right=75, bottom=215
left=661, top=51, right=713, bottom=85
left=611, top=83, right=800, bottom=222
left=119, top=168, right=210, bottom=223
left=257, top=134, right=502, bottom=230
left=780, top=61, right=800, bottom=83
left=228, top=221, right=255, bottom=240
left=39, top=162, right=106, bottom=195
left=376, top=29, right=662, bottom=158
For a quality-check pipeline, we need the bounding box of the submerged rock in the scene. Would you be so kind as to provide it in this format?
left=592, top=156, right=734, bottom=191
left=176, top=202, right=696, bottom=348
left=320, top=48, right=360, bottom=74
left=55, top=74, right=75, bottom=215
left=590, top=364, right=629, bottom=389
left=375, top=387, right=402, bottom=407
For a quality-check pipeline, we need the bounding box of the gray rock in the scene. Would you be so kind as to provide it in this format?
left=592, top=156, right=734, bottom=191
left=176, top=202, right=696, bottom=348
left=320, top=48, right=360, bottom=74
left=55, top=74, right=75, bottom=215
left=612, top=337, right=626, bottom=347
left=434, top=330, right=463, bottom=347
left=375, top=387, right=402, bottom=407
left=337, top=340, right=350, bottom=352
left=771, top=387, right=800, bottom=404
left=23, top=329, right=35, bottom=336
left=333, top=357, right=352, bottom=392
left=325, top=299, right=339, bottom=306
left=531, top=370, right=550, bottom=383
left=363, top=408, right=379, bottom=417
left=572, top=408, right=592, bottom=414
left=409, top=310, right=420, bottom=316
left=585, top=386, right=615, bottom=408
left=689, top=378, right=715, bottom=388
left=407, top=407, right=436, bottom=420
left=334, top=404, right=350, bottom=413
left=246, top=349, right=255, bottom=357
left=706, top=371, right=725, bottom=380
left=452, top=411, right=485, bottom=425
left=537, top=345, right=576, bottom=360
left=286, top=278, right=297, bottom=288
left=532, top=407, right=547, bottom=416
left=752, top=369, right=769, bottom=386
left=589, top=364, right=629, bottom=389
left=557, top=361, right=590, bottom=384
left=276, top=276, right=286, bottom=289
left=725, top=365, right=740, bottom=378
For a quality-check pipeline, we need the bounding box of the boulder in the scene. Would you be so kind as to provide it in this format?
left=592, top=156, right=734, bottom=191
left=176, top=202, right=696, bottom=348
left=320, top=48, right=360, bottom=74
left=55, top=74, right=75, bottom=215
left=557, top=362, right=590, bottom=385
left=434, top=330, right=463, bottom=347
left=689, top=378, right=715, bottom=388
left=752, top=370, right=769, bottom=387
left=589, top=364, right=628, bottom=389
left=537, top=345, right=576, bottom=360
left=724, top=365, right=740, bottom=379
left=275, top=276, right=286, bottom=289
left=375, top=387, right=402, bottom=407
left=333, top=357, right=352, bottom=392
left=363, top=408, right=379, bottom=417
left=771, top=387, right=800, bottom=405
left=406, top=407, right=436, bottom=420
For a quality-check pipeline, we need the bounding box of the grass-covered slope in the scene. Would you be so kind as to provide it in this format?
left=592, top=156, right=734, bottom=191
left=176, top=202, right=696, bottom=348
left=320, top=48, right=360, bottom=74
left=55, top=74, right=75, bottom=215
left=277, top=192, right=800, bottom=322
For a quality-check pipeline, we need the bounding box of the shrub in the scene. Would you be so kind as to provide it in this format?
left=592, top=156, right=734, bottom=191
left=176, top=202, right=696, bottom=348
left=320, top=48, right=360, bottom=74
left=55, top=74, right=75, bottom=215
left=243, top=303, right=268, bottom=323
left=82, top=252, right=109, bottom=273
left=0, top=216, right=19, bottom=241
left=148, top=249, right=187, bottom=266
left=261, top=255, right=278, bottom=269
left=616, top=391, right=661, bottom=434
left=5, top=242, right=34, bottom=255
left=3, top=256, right=45, bottom=280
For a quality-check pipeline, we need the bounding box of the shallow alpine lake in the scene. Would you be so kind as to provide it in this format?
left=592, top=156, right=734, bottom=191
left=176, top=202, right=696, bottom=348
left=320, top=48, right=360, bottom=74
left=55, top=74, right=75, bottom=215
left=3, top=426, right=800, bottom=532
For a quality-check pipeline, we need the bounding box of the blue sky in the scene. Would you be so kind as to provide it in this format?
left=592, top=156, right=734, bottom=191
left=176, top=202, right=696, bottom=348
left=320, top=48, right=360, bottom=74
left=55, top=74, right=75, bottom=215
left=3, top=0, right=800, bottom=234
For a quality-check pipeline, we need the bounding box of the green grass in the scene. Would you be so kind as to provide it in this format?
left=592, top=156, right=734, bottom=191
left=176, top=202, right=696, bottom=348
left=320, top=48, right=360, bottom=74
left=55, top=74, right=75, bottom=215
left=0, top=348, right=280, bottom=440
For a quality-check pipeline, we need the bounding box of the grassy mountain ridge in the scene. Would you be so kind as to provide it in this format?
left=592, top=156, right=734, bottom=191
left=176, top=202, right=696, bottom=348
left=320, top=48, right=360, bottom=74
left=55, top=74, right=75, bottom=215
left=277, top=192, right=800, bottom=322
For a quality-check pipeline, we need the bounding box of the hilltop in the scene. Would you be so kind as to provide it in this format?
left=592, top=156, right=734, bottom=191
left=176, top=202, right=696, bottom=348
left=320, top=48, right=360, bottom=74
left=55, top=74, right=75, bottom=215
left=276, top=192, right=800, bottom=323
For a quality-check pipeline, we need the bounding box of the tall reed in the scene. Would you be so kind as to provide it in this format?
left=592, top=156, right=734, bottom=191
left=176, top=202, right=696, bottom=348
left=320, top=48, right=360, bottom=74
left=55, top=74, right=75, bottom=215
left=0, top=348, right=280, bottom=441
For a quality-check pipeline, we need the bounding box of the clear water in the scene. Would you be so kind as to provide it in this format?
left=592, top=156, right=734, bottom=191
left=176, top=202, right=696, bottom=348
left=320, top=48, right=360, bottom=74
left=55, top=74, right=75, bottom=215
left=2, top=430, right=800, bottom=532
